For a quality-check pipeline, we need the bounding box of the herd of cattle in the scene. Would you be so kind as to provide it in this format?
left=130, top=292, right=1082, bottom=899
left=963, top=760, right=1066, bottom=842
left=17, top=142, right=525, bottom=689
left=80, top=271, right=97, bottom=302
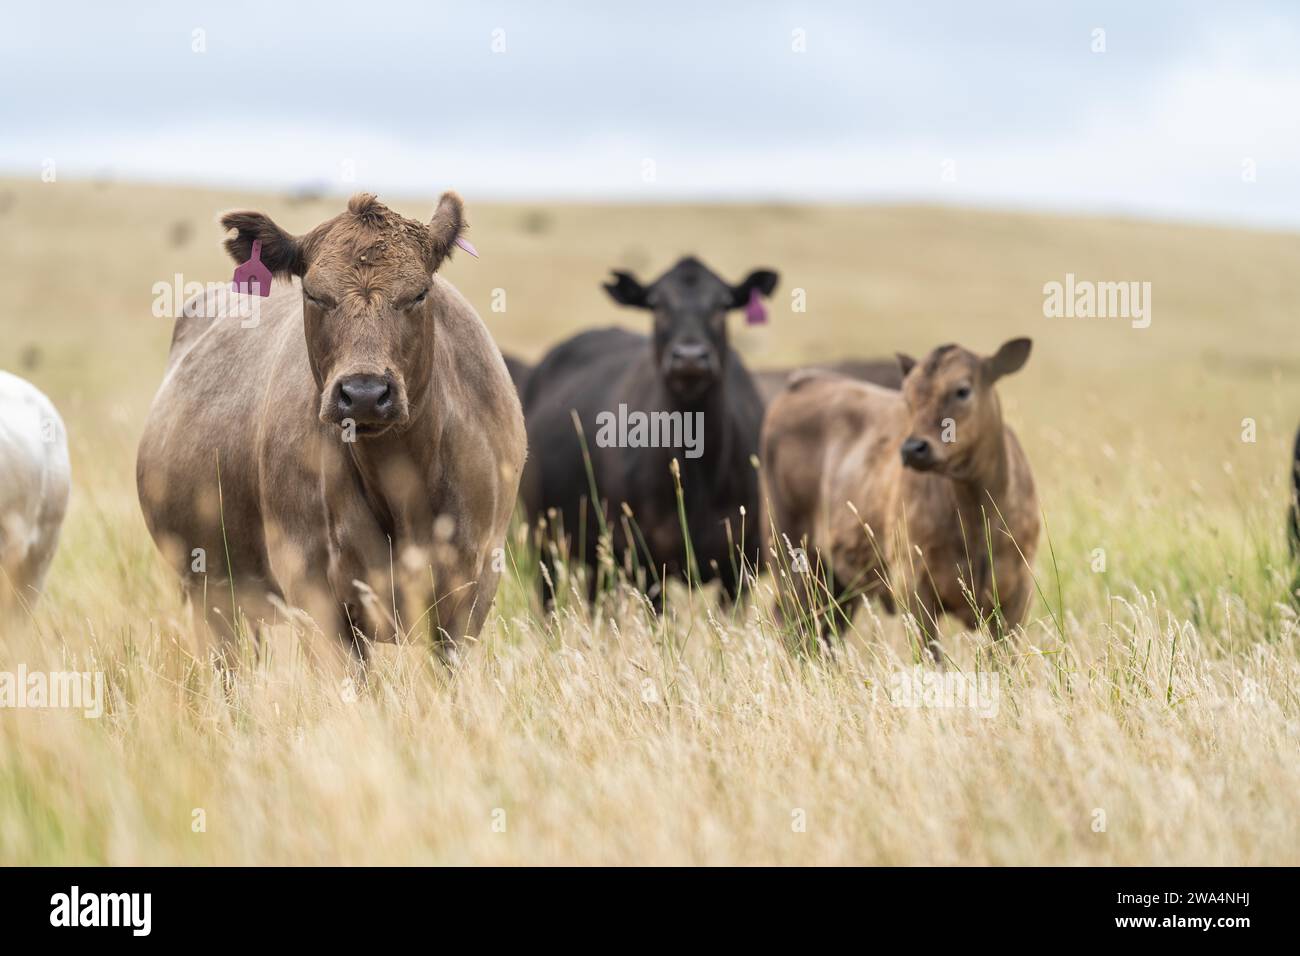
left=0, top=191, right=1276, bottom=665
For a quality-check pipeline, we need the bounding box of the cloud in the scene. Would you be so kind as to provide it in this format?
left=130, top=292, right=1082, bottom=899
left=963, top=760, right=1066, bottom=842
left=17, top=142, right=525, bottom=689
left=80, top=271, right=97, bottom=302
left=2, top=1, right=1298, bottom=227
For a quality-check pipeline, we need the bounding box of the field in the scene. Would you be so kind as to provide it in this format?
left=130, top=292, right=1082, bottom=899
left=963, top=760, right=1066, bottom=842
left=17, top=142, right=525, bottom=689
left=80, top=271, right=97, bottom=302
left=1, top=177, right=1298, bottom=865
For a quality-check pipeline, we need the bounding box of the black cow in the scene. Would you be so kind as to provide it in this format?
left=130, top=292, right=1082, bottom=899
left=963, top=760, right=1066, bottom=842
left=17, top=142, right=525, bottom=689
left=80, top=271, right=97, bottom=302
left=503, top=353, right=532, bottom=395
left=520, top=256, right=775, bottom=604
left=1289, top=425, right=1300, bottom=555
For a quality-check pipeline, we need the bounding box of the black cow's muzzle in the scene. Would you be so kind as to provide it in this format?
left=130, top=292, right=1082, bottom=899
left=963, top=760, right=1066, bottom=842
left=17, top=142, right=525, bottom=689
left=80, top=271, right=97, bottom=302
left=664, top=344, right=719, bottom=397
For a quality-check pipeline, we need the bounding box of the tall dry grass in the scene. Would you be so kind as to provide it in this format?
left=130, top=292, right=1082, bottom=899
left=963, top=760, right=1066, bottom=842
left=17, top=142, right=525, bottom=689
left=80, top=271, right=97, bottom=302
left=0, top=179, right=1297, bottom=864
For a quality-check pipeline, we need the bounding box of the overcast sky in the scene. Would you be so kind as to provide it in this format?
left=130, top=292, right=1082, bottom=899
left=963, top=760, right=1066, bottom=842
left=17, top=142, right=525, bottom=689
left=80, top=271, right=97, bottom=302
left=3, top=1, right=1299, bottom=227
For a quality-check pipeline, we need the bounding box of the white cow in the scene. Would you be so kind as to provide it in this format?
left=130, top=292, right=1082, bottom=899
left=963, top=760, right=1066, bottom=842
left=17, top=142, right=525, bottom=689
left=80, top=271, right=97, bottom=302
left=0, top=371, right=70, bottom=609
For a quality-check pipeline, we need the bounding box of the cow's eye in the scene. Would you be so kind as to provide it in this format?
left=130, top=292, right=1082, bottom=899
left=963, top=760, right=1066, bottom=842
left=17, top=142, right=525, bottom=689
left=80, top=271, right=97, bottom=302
left=304, top=291, right=333, bottom=310
left=953, top=384, right=973, bottom=401
left=408, top=288, right=429, bottom=309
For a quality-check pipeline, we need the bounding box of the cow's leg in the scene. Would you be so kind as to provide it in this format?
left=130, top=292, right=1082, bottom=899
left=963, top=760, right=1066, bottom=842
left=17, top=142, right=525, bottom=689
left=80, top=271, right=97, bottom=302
left=768, top=527, right=833, bottom=645
left=537, top=549, right=558, bottom=610
left=325, top=527, right=395, bottom=651
left=1002, top=580, right=1032, bottom=632
left=712, top=535, right=754, bottom=608
left=771, top=525, right=857, bottom=648
left=424, top=550, right=489, bottom=664
left=320, top=452, right=401, bottom=654
left=984, top=571, right=1032, bottom=641
left=260, top=515, right=372, bottom=678
left=0, top=534, right=50, bottom=612
left=467, top=564, right=502, bottom=637
left=182, top=581, right=226, bottom=664
left=183, top=576, right=281, bottom=684
left=897, top=572, right=945, bottom=664
left=720, top=541, right=764, bottom=607
left=286, top=573, right=372, bottom=686
left=818, top=571, right=859, bottom=645
left=9, top=543, right=57, bottom=612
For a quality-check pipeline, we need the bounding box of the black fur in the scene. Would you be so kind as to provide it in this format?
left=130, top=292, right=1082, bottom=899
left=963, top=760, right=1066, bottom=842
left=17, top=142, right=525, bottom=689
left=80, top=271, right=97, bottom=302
left=520, top=257, right=774, bottom=603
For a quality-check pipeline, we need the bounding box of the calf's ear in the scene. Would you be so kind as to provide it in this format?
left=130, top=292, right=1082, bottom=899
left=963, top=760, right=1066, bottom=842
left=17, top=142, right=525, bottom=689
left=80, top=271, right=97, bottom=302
left=896, top=353, right=917, bottom=378
left=427, top=191, right=466, bottom=272
left=220, top=211, right=306, bottom=277
left=604, top=270, right=650, bottom=307
left=983, top=337, right=1032, bottom=382
left=730, top=269, right=779, bottom=308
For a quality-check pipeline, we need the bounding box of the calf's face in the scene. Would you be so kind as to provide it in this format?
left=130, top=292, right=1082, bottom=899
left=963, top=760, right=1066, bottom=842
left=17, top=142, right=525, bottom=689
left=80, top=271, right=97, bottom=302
left=604, top=257, right=777, bottom=401
left=895, top=339, right=1031, bottom=477
left=221, top=192, right=466, bottom=437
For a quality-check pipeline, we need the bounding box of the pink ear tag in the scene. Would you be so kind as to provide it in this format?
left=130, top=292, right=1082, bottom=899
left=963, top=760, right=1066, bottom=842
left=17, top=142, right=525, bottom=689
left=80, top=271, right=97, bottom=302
left=745, top=287, right=768, bottom=325
left=232, top=239, right=273, bottom=297
left=454, top=236, right=479, bottom=258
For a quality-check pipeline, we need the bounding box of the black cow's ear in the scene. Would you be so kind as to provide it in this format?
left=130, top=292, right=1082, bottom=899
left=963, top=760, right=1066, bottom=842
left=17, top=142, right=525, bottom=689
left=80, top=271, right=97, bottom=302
left=896, top=353, right=917, bottom=378
left=730, top=269, right=779, bottom=308
left=220, top=211, right=305, bottom=277
left=604, top=270, right=650, bottom=307
left=983, top=337, right=1032, bottom=382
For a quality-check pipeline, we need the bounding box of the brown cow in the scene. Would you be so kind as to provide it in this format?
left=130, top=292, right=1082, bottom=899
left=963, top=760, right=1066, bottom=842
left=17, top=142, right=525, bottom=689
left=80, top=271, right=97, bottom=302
left=751, top=358, right=902, bottom=404
left=761, top=339, right=1038, bottom=657
left=137, top=192, right=525, bottom=668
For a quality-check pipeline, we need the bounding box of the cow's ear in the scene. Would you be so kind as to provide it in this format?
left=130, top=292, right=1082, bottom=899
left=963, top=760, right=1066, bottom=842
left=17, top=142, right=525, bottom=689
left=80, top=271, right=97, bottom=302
left=427, top=191, right=466, bottom=272
left=604, top=270, right=650, bottom=308
left=983, top=337, right=1032, bottom=382
left=730, top=269, right=779, bottom=308
left=896, top=353, right=917, bottom=378
left=220, top=211, right=305, bottom=277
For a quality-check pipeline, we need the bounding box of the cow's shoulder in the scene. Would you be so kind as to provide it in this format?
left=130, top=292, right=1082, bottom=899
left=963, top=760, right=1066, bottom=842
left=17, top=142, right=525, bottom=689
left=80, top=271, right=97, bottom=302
left=523, top=327, right=647, bottom=411
left=167, top=278, right=300, bottom=369
left=537, top=327, right=645, bottom=374
left=428, top=277, right=526, bottom=465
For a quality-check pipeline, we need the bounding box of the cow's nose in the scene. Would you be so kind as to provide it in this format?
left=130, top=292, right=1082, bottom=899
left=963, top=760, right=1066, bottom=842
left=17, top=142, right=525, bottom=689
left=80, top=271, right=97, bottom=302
left=900, top=437, right=933, bottom=467
left=335, top=374, right=395, bottom=423
left=670, top=343, right=712, bottom=373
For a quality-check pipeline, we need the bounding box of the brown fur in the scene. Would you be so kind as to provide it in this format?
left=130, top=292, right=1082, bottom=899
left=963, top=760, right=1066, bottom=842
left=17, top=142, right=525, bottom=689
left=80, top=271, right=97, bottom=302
left=137, top=192, right=524, bottom=669
left=761, top=339, right=1039, bottom=657
left=752, top=358, right=903, bottom=404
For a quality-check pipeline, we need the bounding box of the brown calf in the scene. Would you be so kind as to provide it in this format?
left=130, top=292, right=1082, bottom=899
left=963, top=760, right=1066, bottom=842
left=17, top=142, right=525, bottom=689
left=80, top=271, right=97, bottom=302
left=137, top=192, right=525, bottom=668
left=761, top=339, right=1039, bottom=656
left=751, top=358, right=903, bottom=404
